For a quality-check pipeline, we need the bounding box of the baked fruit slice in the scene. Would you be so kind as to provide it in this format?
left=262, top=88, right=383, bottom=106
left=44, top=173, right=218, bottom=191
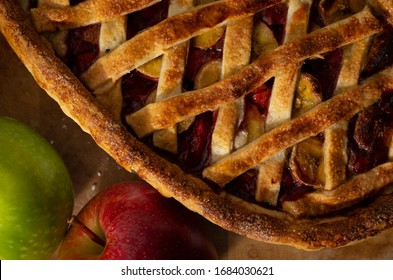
left=1, top=0, right=393, bottom=250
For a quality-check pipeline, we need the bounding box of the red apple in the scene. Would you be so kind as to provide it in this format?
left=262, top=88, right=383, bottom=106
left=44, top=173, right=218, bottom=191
left=56, top=181, right=218, bottom=259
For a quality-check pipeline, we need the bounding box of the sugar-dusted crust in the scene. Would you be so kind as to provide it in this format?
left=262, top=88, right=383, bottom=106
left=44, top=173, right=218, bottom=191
left=2, top=0, right=393, bottom=250
left=31, top=0, right=161, bottom=32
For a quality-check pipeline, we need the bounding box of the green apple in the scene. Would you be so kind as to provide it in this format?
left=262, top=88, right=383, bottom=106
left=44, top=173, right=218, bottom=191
left=0, top=116, right=74, bottom=259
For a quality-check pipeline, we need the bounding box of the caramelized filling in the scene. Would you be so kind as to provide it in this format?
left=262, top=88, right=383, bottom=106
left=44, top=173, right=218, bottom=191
left=126, top=0, right=170, bottom=40
left=183, top=37, right=224, bottom=91
left=63, top=0, right=101, bottom=75
left=255, top=2, right=288, bottom=45
left=225, top=169, right=259, bottom=204
left=66, top=24, right=101, bottom=76
left=301, top=49, right=343, bottom=100
left=347, top=92, right=393, bottom=176
left=361, top=29, right=393, bottom=80
left=121, top=71, right=158, bottom=117
left=178, top=111, right=217, bottom=174
left=278, top=166, right=314, bottom=205
left=246, top=81, right=273, bottom=119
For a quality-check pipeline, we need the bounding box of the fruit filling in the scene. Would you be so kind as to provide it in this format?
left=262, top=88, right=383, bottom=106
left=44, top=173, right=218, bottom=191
left=183, top=36, right=224, bottom=91
left=121, top=71, right=158, bottom=117
left=66, top=24, right=101, bottom=76
left=178, top=111, right=216, bottom=173
left=347, top=92, right=393, bottom=176
left=126, top=0, right=169, bottom=40
left=361, top=29, right=393, bottom=80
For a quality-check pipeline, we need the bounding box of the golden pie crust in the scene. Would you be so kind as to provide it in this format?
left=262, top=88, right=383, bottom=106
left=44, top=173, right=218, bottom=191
left=2, top=0, right=393, bottom=250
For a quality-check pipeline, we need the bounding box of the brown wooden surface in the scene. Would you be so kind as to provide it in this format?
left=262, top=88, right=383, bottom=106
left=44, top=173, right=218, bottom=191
left=1, top=33, right=392, bottom=260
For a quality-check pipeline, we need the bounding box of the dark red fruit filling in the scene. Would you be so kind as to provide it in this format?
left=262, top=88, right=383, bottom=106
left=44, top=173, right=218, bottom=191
left=225, top=169, right=258, bottom=203
left=178, top=111, right=216, bottom=174
left=246, top=79, right=273, bottom=119
left=126, top=0, right=169, bottom=40
left=66, top=24, right=101, bottom=76
left=361, top=29, right=393, bottom=80
left=347, top=92, right=393, bottom=176
left=121, top=71, right=158, bottom=117
left=278, top=167, right=314, bottom=205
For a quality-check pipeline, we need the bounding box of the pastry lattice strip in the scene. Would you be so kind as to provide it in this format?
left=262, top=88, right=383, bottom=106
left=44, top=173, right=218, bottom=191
left=126, top=8, right=382, bottom=137
left=256, top=0, right=311, bottom=206
left=322, top=38, right=371, bottom=190
left=152, top=0, right=194, bottom=153
left=31, top=0, right=161, bottom=32
left=80, top=0, right=286, bottom=90
left=94, top=17, right=127, bottom=120
left=210, top=16, right=253, bottom=163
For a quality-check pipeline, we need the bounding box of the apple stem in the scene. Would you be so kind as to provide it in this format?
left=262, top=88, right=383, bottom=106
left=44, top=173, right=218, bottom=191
left=68, top=215, right=106, bottom=247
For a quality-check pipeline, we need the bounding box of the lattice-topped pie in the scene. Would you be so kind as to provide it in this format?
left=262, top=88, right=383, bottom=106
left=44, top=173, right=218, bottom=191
left=1, top=0, right=393, bottom=249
